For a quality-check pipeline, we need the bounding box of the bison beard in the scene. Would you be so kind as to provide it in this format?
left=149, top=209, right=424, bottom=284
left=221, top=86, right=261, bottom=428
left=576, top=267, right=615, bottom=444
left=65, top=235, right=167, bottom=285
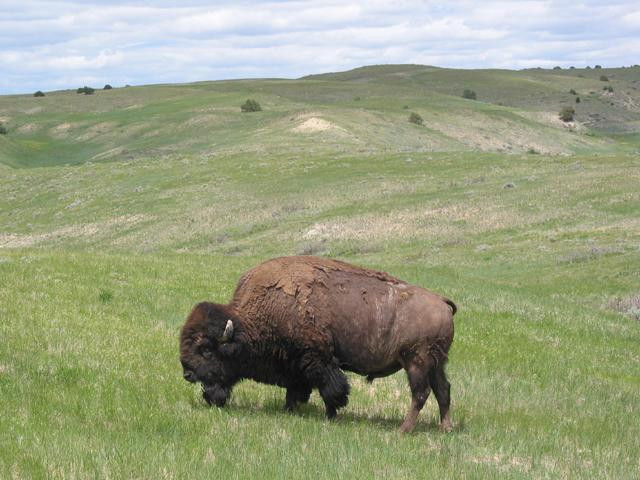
left=180, top=255, right=456, bottom=433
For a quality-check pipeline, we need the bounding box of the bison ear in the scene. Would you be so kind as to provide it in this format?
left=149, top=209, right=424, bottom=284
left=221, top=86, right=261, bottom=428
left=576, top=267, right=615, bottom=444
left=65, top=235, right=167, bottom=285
left=219, top=319, right=234, bottom=343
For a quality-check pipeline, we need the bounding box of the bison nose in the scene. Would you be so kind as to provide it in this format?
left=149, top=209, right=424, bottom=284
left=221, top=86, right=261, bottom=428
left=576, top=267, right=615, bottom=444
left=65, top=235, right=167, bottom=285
left=183, top=370, right=197, bottom=383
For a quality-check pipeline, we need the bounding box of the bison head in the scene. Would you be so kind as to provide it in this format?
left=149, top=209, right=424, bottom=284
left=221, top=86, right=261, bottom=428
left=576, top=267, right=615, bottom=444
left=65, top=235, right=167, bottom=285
left=179, top=301, right=238, bottom=406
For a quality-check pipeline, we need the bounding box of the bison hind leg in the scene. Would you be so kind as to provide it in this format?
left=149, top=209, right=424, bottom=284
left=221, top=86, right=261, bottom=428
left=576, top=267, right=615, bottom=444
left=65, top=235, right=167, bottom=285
left=429, top=363, right=452, bottom=432
left=399, top=354, right=434, bottom=434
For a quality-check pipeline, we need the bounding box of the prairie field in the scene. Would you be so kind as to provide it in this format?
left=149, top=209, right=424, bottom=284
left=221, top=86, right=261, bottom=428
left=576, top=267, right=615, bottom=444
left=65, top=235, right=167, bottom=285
left=1, top=65, right=639, bottom=478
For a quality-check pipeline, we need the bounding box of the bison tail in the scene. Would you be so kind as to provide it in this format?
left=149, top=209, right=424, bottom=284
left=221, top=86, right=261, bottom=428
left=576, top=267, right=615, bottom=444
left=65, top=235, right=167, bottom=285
left=444, top=298, right=457, bottom=316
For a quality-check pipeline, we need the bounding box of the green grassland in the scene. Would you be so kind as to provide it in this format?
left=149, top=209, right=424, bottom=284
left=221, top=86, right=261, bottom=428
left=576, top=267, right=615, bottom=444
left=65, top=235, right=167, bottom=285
left=1, top=65, right=639, bottom=478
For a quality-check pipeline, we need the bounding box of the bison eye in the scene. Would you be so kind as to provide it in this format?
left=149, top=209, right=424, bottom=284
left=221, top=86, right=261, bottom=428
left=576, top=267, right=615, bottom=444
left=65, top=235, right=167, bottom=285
left=201, top=346, right=213, bottom=360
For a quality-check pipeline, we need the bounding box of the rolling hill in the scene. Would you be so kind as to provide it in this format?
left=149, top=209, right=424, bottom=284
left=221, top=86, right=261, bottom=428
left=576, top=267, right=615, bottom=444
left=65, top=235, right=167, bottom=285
left=0, top=65, right=639, bottom=478
left=1, top=64, right=639, bottom=168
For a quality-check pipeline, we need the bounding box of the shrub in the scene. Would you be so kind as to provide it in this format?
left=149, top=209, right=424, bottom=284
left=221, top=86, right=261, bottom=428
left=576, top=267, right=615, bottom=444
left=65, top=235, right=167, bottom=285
left=569, top=66, right=575, bottom=69
left=594, top=65, right=602, bottom=69
left=553, top=66, right=561, bottom=70
left=585, top=66, right=591, bottom=69
left=241, top=99, right=261, bottom=112
left=104, top=84, right=113, bottom=90
left=603, top=85, right=614, bottom=93
left=402, top=105, right=409, bottom=109
left=0, top=124, right=7, bottom=135
left=559, top=106, right=575, bottom=122
left=408, top=112, right=423, bottom=125
left=599, top=75, right=609, bottom=82
left=527, top=147, right=539, bottom=154
left=34, top=90, right=45, bottom=97
left=575, top=96, right=581, bottom=103
left=76, top=86, right=95, bottom=95
left=462, top=89, right=477, bottom=100
left=569, top=89, right=577, bottom=95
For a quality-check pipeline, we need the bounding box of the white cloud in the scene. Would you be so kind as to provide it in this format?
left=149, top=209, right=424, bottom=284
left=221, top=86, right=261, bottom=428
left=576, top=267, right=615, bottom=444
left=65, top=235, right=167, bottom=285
left=0, top=0, right=638, bottom=93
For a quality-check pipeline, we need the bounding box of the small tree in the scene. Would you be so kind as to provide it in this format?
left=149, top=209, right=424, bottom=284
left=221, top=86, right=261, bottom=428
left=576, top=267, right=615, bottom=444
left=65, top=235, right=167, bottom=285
left=603, top=85, right=614, bottom=93
left=569, top=89, right=577, bottom=95
left=34, top=90, right=45, bottom=97
left=553, top=66, right=562, bottom=70
left=241, top=99, right=261, bottom=112
left=575, top=96, right=581, bottom=103
left=104, top=84, right=113, bottom=90
left=559, top=106, right=575, bottom=122
left=0, top=123, right=7, bottom=135
left=599, top=75, right=609, bottom=82
left=594, top=65, right=602, bottom=69
left=408, top=112, right=423, bottom=125
left=462, top=89, right=477, bottom=100
left=76, top=86, right=95, bottom=95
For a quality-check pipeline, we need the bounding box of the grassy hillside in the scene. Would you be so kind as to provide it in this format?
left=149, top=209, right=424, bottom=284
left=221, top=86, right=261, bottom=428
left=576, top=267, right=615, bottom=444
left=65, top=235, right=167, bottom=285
left=0, top=66, right=639, bottom=478
left=1, top=65, right=639, bottom=167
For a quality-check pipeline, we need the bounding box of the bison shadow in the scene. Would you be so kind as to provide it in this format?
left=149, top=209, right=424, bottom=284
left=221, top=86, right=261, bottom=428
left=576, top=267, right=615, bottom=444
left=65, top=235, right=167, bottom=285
left=196, top=396, right=467, bottom=434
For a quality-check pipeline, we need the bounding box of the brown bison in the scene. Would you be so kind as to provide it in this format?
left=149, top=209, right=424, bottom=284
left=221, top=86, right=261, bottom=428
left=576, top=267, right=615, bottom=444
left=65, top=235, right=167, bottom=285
left=180, top=255, right=456, bottom=433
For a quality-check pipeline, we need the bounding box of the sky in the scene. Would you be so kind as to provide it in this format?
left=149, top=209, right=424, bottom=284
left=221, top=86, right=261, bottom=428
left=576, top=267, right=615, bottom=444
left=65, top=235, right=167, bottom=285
left=1, top=0, right=639, bottom=94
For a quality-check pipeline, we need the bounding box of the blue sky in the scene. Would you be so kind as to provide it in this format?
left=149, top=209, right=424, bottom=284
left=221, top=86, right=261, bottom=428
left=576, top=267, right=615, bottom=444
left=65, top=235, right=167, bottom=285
left=1, top=1, right=639, bottom=94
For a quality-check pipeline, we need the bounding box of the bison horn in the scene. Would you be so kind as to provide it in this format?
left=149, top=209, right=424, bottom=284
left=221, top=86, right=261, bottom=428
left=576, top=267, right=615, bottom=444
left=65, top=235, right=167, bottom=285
left=220, top=319, right=234, bottom=343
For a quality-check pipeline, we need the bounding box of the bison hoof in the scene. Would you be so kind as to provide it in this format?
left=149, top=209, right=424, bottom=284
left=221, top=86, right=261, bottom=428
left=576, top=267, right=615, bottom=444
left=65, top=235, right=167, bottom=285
left=439, top=421, right=452, bottom=433
left=399, top=423, right=414, bottom=434
left=325, top=406, right=337, bottom=420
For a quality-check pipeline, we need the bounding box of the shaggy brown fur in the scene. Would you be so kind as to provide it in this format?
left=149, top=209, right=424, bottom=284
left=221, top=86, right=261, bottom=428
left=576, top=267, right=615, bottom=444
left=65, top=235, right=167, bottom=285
left=180, top=255, right=456, bottom=432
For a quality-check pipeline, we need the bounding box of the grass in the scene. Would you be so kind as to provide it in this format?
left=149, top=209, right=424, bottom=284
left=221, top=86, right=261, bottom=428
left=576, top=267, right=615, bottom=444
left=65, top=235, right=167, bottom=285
left=1, top=65, right=639, bottom=478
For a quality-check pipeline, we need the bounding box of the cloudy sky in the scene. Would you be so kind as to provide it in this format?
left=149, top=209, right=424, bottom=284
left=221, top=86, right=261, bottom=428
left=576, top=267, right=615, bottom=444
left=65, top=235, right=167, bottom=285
left=1, top=0, right=638, bottom=94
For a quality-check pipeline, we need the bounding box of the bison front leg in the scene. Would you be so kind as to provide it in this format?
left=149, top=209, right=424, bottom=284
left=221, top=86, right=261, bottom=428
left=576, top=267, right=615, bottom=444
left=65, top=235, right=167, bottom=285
left=284, top=383, right=312, bottom=412
left=300, top=354, right=350, bottom=419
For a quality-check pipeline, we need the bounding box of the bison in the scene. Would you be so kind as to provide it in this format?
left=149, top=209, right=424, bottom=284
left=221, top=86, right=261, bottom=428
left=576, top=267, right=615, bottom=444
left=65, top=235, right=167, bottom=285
left=180, top=255, right=456, bottom=433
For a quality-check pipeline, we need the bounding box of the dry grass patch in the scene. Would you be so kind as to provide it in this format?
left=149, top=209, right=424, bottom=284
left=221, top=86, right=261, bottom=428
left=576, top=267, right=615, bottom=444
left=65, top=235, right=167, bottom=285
left=430, top=110, right=577, bottom=154
left=76, top=122, right=118, bottom=141
left=0, top=214, right=147, bottom=249
left=50, top=122, right=79, bottom=138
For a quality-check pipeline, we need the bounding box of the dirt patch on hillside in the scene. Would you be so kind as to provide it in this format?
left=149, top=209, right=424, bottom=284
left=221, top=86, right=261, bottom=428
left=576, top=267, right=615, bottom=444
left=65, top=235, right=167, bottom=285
left=50, top=123, right=77, bottom=138
left=17, top=123, right=39, bottom=134
left=518, top=111, right=586, bottom=133
left=292, top=116, right=347, bottom=134
left=0, top=215, right=147, bottom=249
